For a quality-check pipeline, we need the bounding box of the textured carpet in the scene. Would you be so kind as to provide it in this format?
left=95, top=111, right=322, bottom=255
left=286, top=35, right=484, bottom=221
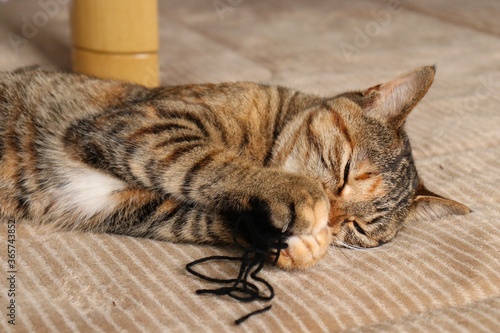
left=1, top=0, right=499, bottom=332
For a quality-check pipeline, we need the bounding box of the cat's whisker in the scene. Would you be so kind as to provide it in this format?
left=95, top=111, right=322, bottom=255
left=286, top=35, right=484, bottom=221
left=334, top=240, right=373, bottom=251
left=335, top=244, right=351, bottom=262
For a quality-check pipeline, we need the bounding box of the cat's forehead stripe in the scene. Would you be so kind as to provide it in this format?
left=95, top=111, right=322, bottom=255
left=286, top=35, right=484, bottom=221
left=324, top=103, right=353, bottom=149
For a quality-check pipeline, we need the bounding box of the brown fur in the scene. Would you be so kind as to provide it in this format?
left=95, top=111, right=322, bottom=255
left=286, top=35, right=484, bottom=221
left=0, top=66, right=469, bottom=269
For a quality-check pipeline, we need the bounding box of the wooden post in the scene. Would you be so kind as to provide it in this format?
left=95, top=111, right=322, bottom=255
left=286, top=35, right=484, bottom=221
left=70, top=0, right=159, bottom=87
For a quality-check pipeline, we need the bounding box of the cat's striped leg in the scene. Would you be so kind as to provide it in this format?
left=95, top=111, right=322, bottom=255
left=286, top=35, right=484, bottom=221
left=104, top=189, right=233, bottom=244
left=50, top=186, right=234, bottom=245
left=141, top=201, right=234, bottom=245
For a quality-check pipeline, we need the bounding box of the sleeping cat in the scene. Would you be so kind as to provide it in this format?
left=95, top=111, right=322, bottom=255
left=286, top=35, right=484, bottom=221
left=0, top=65, right=469, bottom=269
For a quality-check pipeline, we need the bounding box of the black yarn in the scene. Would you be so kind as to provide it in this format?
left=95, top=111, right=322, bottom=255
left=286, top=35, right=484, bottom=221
left=234, top=305, right=273, bottom=325
left=185, top=212, right=288, bottom=325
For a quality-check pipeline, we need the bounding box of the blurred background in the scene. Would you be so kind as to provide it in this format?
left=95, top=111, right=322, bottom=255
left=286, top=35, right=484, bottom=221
left=1, top=0, right=499, bottom=90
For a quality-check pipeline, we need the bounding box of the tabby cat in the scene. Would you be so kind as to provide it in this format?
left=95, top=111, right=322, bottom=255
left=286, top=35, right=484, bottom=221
left=0, top=65, right=469, bottom=269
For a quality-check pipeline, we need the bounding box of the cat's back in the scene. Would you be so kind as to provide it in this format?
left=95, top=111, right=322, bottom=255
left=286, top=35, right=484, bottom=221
left=1, top=69, right=151, bottom=145
left=1, top=68, right=143, bottom=117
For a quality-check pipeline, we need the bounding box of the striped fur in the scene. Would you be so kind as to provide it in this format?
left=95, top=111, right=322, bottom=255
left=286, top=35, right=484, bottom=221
left=0, top=66, right=469, bottom=269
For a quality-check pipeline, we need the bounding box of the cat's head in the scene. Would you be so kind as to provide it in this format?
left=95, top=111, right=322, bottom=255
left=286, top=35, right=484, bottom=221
left=273, top=66, right=470, bottom=248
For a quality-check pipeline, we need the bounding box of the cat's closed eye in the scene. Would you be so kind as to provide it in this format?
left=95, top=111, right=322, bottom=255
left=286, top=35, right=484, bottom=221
left=352, top=220, right=367, bottom=236
left=355, top=172, right=375, bottom=181
left=337, top=160, right=351, bottom=194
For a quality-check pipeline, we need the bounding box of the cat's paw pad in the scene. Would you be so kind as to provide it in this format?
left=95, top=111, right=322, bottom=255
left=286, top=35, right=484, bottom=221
left=275, top=226, right=332, bottom=270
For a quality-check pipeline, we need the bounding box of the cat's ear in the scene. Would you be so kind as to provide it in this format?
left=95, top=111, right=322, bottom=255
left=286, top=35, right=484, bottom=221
left=361, top=65, right=436, bottom=128
left=411, top=183, right=470, bottom=221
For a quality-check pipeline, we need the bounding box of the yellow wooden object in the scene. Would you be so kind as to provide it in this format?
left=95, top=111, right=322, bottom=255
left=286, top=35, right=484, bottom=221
left=71, top=0, right=159, bottom=87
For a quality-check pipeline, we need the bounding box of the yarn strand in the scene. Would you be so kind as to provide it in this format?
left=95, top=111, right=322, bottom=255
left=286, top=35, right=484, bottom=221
left=185, top=215, right=288, bottom=325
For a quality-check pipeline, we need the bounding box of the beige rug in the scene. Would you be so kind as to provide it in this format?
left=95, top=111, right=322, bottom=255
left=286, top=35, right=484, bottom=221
left=1, top=0, right=499, bottom=332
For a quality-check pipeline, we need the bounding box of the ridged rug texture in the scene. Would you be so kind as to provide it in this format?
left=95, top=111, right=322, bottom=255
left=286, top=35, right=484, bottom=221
left=0, top=0, right=499, bottom=332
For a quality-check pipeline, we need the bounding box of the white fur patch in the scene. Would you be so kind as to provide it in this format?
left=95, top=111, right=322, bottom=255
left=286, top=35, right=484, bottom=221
left=283, top=153, right=300, bottom=173
left=53, top=165, right=126, bottom=218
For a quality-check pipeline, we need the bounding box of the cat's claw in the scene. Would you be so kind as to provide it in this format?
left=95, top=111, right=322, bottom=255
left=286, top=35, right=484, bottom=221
left=275, top=226, right=332, bottom=270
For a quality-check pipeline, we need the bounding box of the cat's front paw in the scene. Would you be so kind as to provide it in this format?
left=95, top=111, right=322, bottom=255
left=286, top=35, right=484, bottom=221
left=275, top=226, right=332, bottom=270
left=262, top=173, right=330, bottom=236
